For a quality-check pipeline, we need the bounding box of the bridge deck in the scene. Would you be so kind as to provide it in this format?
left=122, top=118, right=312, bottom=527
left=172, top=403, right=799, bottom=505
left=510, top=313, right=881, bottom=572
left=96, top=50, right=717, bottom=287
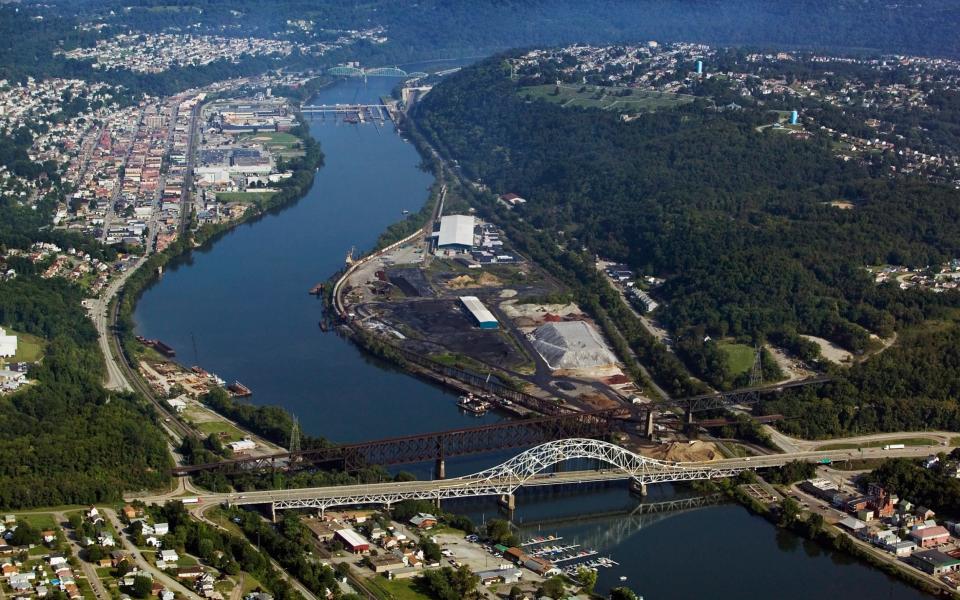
left=154, top=447, right=882, bottom=512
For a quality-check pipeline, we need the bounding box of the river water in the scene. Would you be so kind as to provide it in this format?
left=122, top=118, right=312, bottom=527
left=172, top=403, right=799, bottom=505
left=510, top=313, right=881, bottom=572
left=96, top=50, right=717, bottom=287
left=135, top=71, right=931, bottom=598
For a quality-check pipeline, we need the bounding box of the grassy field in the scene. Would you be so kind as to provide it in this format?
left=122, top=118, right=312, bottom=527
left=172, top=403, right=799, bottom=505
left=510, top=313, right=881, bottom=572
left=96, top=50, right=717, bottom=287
left=366, top=577, right=428, bottom=600
left=240, top=132, right=300, bottom=147
left=194, top=420, right=246, bottom=443
left=519, top=84, right=693, bottom=113
left=817, top=437, right=937, bottom=451
left=716, top=340, right=756, bottom=376
left=216, top=191, right=276, bottom=204
left=4, top=328, right=45, bottom=363
left=17, top=513, right=57, bottom=529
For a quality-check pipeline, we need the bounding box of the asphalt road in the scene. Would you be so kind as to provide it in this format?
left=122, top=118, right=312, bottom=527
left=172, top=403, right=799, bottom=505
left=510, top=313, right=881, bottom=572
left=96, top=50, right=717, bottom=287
left=55, top=512, right=108, bottom=600
left=102, top=508, right=202, bottom=600
left=765, top=425, right=955, bottom=453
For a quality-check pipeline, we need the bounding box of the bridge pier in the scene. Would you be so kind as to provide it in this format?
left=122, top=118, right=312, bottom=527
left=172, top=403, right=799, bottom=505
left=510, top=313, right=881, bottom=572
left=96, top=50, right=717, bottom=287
left=629, top=480, right=648, bottom=497
left=434, top=458, right=446, bottom=480
left=499, top=493, right=516, bottom=511
left=270, top=502, right=277, bottom=523
left=645, top=410, right=655, bottom=439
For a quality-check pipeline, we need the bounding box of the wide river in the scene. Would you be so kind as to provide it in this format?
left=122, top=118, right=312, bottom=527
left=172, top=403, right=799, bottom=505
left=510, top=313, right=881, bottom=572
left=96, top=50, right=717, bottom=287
left=136, top=71, right=930, bottom=599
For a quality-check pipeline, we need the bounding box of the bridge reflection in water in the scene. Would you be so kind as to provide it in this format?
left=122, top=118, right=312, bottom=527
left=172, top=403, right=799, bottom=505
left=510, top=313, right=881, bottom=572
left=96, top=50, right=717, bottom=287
left=509, top=493, right=726, bottom=553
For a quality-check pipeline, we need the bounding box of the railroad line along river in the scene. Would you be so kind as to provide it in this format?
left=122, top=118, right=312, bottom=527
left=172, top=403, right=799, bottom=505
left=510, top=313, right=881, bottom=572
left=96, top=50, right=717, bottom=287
left=135, top=71, right=931, bottom=598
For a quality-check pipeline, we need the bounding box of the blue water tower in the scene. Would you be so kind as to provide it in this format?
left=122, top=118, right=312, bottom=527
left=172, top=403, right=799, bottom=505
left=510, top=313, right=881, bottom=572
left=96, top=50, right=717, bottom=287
left=696, top=60, right=703, bottom=75
left=790, top=110, right=799, bottom=125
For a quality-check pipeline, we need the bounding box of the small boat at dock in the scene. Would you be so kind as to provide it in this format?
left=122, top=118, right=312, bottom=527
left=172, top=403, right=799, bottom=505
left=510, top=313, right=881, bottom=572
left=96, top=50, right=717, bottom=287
left=457, top=393, right=491, bottom=415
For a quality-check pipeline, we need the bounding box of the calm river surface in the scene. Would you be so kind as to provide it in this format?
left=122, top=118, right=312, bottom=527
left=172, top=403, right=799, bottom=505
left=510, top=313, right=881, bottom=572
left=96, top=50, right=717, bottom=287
left=135, top=70, right=931, bottom=599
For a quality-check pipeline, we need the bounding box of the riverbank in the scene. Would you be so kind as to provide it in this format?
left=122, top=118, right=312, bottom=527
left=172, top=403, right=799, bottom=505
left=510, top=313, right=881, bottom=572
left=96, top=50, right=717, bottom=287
left=718, top=477, right=957, bottom=598
left=114, top=106, right=324, bottom=404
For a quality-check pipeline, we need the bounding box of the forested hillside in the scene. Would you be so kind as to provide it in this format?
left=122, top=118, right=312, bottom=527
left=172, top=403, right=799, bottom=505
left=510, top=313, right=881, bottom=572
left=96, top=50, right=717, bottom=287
left=412, top=56, right=960, bottom=420
left=0, top=277, right=170, bottom=508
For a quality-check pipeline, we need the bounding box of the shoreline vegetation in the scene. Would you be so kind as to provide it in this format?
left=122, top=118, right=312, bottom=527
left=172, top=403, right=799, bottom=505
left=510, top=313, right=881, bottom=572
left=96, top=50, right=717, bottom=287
left=714, top=475, right=954, bottom=598
left=115, top=108, right=323, bottom=365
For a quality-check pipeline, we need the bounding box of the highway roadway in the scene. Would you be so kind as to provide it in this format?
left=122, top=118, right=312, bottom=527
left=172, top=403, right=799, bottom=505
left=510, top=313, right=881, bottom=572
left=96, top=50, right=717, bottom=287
left=765, top=425, right=955, bottom=453
left=85, top=260, right=143, bottom=392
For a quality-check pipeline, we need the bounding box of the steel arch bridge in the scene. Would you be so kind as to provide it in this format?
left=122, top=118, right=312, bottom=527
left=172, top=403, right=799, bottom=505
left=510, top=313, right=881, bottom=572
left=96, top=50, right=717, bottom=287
left=327, top=65, right=428, bottom=79
left=467, top=438, right=741, bottom=489
left=230, top=439, right=754, bottom=514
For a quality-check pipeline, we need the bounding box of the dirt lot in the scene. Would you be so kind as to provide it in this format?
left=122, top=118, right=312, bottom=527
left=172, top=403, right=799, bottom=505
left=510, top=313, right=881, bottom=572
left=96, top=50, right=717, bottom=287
left=801, top=335, right=853, bottom=364
left=445, top=272, right=503, bottom=289
left=766, top=343, right=815, bottom=381
left=645, top=440, right=720, bottom=462
left=500, top=301, right=585, bottom=329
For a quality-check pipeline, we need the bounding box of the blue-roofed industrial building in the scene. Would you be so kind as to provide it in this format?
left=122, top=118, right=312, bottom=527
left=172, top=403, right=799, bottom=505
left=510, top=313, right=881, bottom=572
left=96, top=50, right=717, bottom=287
left=460, top=296, right=498, bottom=329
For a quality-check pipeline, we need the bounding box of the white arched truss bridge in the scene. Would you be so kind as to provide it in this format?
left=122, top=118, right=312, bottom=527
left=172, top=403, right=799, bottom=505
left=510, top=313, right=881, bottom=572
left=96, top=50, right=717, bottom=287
left=215, top=438, right=801, bottom=515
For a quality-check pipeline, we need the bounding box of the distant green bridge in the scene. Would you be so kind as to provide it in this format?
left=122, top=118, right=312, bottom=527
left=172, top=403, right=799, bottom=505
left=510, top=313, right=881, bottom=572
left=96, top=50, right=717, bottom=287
left=327, top=65, right=427, bottom=79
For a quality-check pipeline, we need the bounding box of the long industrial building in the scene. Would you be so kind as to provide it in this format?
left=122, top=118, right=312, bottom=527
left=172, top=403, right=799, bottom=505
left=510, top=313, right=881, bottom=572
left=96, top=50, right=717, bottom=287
left=437, top=214, right=476, bottom=251
left=460, top=296, right=499, bottom=329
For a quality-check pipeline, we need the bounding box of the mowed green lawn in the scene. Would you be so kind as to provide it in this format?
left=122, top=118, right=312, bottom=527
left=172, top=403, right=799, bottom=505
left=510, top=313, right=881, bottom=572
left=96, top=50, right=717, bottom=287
left=716, top=340, right=755, bottom=376
left=519, top=84, right=693, bottom=112
left=194, top=420, right=245, bottom=443
left=4, top=328, right=45, bottom=363
left=240, top=132, right=300, bottom=147
left=366, top=577, right=429, bottom=600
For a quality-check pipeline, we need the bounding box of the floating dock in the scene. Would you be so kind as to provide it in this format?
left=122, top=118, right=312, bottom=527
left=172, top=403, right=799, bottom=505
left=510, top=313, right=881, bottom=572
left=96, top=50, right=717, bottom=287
left=521, top=535, right=562, bottom=547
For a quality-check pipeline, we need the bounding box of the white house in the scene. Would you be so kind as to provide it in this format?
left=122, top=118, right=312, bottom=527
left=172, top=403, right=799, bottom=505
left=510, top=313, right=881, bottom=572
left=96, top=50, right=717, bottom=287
left=0, top=328, right=16, bottom=358
left=159, top=549, right=179, bottom=563
left=228, top=439, right=256, bottom=453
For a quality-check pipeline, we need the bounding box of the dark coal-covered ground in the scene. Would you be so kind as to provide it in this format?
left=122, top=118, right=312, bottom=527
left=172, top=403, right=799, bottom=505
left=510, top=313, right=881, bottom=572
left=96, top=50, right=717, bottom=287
left=383, top=299, right=529, bottom=370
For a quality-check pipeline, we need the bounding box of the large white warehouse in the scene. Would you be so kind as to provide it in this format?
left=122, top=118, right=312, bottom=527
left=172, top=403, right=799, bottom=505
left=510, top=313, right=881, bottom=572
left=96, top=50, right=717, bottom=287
left=437, top=214, right=475, bottom=250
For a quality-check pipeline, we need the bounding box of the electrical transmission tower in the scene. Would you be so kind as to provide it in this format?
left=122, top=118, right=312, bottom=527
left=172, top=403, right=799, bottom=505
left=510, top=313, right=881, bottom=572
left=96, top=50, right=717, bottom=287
left=289, top=415, right=301, bottom=455
left=749, top=346, right=763, bottom=387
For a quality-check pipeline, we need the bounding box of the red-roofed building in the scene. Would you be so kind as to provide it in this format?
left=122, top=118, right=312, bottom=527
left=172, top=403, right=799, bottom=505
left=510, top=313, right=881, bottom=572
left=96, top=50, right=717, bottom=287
left=910, top=526, right=950, bottom=548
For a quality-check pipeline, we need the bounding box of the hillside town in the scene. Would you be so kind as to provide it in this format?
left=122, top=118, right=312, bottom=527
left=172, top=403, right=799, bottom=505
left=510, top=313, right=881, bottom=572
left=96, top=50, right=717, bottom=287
left=511, top=42, right=960, bottom=184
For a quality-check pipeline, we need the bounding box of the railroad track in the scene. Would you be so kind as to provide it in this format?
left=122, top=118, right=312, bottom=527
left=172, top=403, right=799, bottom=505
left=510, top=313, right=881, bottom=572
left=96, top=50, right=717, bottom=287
left=108, top=294, right=197, bottom=441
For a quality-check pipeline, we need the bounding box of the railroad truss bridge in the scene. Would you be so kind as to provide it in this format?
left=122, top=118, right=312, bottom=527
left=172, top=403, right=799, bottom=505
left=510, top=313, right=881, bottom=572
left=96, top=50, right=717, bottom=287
left=172, top=408, right=628, bottom=477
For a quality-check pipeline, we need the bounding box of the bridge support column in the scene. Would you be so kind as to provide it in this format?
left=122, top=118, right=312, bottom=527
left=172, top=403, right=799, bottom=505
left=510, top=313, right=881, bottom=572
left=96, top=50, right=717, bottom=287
left=434, top=458, right=446, bottom=480
left=499, top=493, right=516, bottom=512
left=643, top=408, right=654, bottom=440
left=685, top=409, right=699, bottom=439
left=270, top=502, right=277, bottom=523
left=629, top=480, right=648, bottom=498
